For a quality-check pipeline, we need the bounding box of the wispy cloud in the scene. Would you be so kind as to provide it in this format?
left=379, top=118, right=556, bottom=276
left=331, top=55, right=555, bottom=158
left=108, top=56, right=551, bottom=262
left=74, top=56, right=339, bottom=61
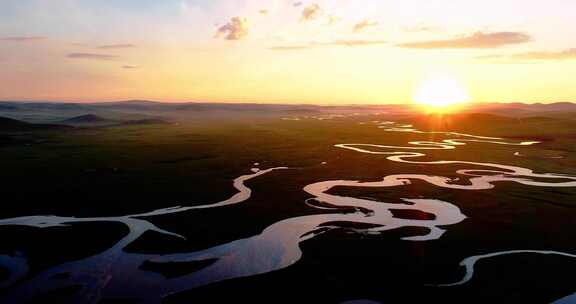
left=477, top=48, right=576, bottom=63
left=318, top=40, right=387, bottom=47
left=398, top=31, right=531, bottom=49
left=301, top=4, right=322, bottom=21
left=509, top=49, right=576, bottom=60
left=402, top=23, right=442, bottom=33
left=269, top=39, right=387, bottom=51
left=97, top=44, right=136, bottom=49
left=67, top=53, right=119, bottom=60
left=293, top=2, right=303, bottom=7
left=353, top=20, right=378, bottom=33
left=215, top=17, right=249, bottom=40
left=122, top=65, right=139, bottom=69
left=1, top=36, right=46, bottom=42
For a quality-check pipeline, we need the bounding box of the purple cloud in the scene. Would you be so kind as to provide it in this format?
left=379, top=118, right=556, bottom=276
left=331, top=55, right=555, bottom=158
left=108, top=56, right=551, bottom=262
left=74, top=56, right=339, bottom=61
left=215, top=17, right=249, bottom=40
left=97, top=44, right=136, bottom=49
left=1, top=36, right=46, bottom=42
left=67, top=53, right=119, bottom=60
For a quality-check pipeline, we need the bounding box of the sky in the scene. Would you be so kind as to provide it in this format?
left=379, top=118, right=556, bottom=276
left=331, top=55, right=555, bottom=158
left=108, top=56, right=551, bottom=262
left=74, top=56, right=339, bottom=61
left=0, top=0, right=575, bottom=104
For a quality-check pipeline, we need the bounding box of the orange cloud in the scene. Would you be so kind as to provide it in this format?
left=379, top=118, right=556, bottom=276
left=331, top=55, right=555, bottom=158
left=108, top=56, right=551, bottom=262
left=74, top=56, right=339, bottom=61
left=215, top=17, right=249, bottom=40
left=301, top=4, right=322, bottom=21
left=398, top=31, right=531, bottom=49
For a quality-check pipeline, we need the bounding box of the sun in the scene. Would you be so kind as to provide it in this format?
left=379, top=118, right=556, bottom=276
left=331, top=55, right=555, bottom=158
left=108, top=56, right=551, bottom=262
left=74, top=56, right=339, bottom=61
left=413, top=74, right=470, bottom=112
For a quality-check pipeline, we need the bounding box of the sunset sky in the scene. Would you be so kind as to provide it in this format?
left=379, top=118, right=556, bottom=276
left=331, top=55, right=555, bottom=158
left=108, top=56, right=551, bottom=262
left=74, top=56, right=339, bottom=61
left=1, top=0, right=575, bottom=104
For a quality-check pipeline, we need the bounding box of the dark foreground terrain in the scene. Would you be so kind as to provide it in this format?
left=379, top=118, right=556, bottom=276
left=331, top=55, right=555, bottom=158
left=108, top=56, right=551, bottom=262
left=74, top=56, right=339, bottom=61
left=0, top=101, right=575, bottom=303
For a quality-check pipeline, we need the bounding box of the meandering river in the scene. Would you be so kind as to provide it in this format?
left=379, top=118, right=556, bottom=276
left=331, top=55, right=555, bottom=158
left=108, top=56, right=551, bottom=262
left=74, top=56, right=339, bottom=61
left=0, top=121, right=574, bottom=303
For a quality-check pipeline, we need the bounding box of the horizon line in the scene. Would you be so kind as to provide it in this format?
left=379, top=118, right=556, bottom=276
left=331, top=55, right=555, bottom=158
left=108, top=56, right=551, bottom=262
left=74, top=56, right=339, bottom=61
left=1, top=99, right=575, bottom=107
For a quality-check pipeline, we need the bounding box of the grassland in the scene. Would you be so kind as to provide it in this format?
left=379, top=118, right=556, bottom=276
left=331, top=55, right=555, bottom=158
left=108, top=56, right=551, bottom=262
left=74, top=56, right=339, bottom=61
left=0, top=107, right=575, bottom=303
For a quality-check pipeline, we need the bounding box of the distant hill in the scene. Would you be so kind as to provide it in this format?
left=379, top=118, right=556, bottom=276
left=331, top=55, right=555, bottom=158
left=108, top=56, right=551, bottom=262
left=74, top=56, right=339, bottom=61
left=462, top=102, right=576, bottom=117
left=1, top=100, right=576, bottom=122
left=88, top=101, right=329, bottom=114
left=60, top=114, right=115, bottom=125
left=0, top=104, right=17, bottom=111
left=121, top=118, right=170, bottom=126
left=59, top=114, right=171, bottom=127
left=0, top=116, right=71, bottom=131
left=0, top=116, right=30, bottom=128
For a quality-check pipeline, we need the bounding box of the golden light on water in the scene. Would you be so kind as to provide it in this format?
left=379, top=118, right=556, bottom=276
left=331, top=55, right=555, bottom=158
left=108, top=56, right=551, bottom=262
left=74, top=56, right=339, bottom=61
left=413, top=74, right=471, bottom=113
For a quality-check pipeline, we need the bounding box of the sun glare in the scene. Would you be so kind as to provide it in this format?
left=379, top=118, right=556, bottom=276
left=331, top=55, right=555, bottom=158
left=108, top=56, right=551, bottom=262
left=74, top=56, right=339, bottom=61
left=413, top=74, right=470, bottom=112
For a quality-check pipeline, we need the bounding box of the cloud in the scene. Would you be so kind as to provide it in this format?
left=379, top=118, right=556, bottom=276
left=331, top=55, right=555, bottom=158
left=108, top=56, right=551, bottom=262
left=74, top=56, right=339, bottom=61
left=327, top=40, right=387, bottom=46
left=511, top=48, right=576, bottom=60
left=269, top=39, right=387, bottom=50
left=97, top=44, right=136, bottom=49
left=477, top=48, right=576, bottom=62
left=67, top=53, right=119, bottom=60
left=301, top=4, right=322, bottom=21
left=293, top=2, right=303, bottom=7
left=1, top=36, right=46, bottom=42
left=215, top=17, right=249, bottom=40
left=122, top=65, right=139, bottom=69
left=398, top=31, right=531, bottom=49
left=353, top=20, right=378, bottom=33
left=402, top=24, right=442, bottom=33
